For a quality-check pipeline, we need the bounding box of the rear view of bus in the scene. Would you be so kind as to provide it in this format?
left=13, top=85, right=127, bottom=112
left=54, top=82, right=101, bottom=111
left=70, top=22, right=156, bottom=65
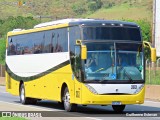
left=72, top=20, right=144, bottom=112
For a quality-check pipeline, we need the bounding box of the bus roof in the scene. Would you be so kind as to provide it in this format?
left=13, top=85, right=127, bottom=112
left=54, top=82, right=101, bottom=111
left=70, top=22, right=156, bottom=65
left=34, top=18, right=139, bottom=28
left=34, top=18, right=95, bottom=28
left=8, top=18, right=139, bottom=36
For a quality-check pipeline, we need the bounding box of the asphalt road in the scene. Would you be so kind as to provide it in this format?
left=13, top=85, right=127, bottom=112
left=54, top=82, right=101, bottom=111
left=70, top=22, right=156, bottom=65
left=0, top=86, right=160, bottom=120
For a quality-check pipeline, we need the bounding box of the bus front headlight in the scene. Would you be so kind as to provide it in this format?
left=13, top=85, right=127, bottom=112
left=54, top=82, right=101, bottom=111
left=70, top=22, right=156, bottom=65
left=85, top=84, right=98, bottom=95
left=134, top=84, right=144, bottom=94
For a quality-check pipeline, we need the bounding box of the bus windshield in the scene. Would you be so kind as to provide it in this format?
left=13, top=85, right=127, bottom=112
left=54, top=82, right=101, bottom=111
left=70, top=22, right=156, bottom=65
left=82, top=26, right=141, bottom=41
left=84, top=42, right=143, bottom=81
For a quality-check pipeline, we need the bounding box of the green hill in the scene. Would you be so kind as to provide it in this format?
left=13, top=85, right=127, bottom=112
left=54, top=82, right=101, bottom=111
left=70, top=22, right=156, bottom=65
left=0, top=0, right=153, bottom=65
left=0, top=0, right=152, bottom=22
left=87, top=1, right=152, bottom=21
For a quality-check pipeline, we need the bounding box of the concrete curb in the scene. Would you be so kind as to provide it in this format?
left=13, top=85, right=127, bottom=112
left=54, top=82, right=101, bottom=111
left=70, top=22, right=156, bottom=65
left=145, top=85, right=160, bottom=101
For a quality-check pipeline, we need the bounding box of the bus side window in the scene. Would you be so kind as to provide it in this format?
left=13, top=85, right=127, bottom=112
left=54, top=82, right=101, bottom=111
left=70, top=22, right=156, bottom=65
left=33, top=32, right=43, bottom=54
left=55, top=33, right=63, bottom=52
left=51, top=32, right=55, bottom=53
left=8, top=38, right=17, bottom=55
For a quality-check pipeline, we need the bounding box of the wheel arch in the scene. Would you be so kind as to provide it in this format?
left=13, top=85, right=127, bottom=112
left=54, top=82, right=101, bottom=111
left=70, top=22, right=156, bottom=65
left=60, top=82, right=67, bottom=102
left=19, top=80, right=23, bottom=94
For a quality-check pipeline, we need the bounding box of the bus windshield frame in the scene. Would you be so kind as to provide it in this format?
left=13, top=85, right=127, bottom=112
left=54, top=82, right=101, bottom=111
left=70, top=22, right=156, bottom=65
left=75, top=25, right=144, bottom=84
left=81, top=41, right=144, bottom=84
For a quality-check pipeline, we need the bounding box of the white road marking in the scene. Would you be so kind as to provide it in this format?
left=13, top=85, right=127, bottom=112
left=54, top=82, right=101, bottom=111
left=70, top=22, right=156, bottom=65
left=0, top=100, right=61, bottom=111
left=0, top=101, right=103, bottom=119
left=0, top=92, right=8, bottom=94
left=145, top=100, right=160, bottom=104
left=86, top=117, right=102, bottom=120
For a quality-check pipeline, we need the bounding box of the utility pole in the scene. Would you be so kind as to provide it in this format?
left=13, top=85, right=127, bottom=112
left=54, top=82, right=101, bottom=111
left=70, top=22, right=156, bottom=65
left=154, top=0, right=160, bottom=57
left=152, top=0, right=156, bottom=47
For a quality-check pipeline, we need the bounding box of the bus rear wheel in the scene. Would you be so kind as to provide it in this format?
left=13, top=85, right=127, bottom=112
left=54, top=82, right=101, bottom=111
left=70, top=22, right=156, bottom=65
left=112, top=105, right=126, bottom=113
left=63, top=87, right=77, bottom=112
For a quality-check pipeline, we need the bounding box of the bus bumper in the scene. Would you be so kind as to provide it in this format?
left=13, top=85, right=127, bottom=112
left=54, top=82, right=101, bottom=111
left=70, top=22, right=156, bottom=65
left=81, top=86, right=145, bottom=105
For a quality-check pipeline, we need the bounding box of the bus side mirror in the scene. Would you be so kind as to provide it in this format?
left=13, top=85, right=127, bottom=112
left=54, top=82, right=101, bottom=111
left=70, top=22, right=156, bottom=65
left=151, top=48, right=156, bottom=62
left=143, top=41, right=157, bottom=62
left=81, top=45, right=87, bottom=60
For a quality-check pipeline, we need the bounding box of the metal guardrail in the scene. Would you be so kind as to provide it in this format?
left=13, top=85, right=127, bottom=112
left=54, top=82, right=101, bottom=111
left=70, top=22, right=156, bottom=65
left=157, top=58, right=160, bottom=67
left=146, top=60, right=160, bottom=85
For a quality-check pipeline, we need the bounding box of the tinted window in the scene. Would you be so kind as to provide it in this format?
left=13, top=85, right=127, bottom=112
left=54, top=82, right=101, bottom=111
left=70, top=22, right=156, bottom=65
left=7, top=27, right=68, bottom=56
left=53, top=28, right=68, bottom=52
left=8, top=37, right=16, bottom=55
left=83, top=27, right=141, bottom=41
left=69, top=26, right=81, bottom=54
left=69, top=26, right=81, bottom=74
left=33, top=32, right=43, bottom=54
left=43, top=32, right=51, bottom=53
left=8, top=34, right=33, bottom=55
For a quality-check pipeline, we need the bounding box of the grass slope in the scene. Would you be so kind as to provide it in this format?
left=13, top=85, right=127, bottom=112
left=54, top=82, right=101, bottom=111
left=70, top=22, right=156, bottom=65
left=0, top=0, right=152, bottom=22
left=87, top=2, right=152, bottom=21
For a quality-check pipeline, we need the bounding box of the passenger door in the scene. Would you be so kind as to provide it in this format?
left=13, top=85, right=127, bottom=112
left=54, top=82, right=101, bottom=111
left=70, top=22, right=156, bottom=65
left=74, top=46, right=82, bottom=104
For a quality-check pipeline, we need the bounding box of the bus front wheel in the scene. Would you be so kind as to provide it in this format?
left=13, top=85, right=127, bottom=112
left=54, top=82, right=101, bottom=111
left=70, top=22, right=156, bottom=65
left=112, top=105, right=125, bottom=113
left=20, top=84, right=30, bottom=104
left=63, top=87, right=77, bottom=112
left=20, top=84, right=37, bottom=104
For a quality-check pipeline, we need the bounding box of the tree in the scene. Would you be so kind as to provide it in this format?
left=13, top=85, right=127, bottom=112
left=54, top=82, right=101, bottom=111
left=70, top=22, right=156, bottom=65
left=87, top=0, right=103, bottom=12
left=72, top=3, right=86, bottom=15
left=0, top=16, right=40, bottom=38
left=0, top=16, right=40, bottom=64
left=0, top=39, right=6, bottom=65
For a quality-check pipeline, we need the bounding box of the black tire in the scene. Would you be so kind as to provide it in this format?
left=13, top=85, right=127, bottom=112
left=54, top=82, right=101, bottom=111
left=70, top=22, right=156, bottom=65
left=20, top=84, right=30, bottom=104
left=57, top=102, right=64, bottom=108
left=112, top=105, right=126, bottom=113
left=20, top=84, right=37, bottom=105
left=63, top=87, right=77, bottom=112
left=30, top=98, right=37, bottom=104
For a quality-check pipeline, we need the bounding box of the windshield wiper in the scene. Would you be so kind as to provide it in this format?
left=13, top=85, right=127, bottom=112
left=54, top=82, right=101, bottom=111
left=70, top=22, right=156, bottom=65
left=84, top=80, right=99, bottom=83
left=101, top=73, right=109, bottom=80
left=99, top=80, right=108, bottom=83
left=124, top=69, right=133, bottom=83
left=84, top=79, right=108, bottom=83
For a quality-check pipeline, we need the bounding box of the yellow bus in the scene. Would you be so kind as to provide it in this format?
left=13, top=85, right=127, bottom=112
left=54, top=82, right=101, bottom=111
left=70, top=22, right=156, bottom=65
left=6, top=19, right=146, bottom=112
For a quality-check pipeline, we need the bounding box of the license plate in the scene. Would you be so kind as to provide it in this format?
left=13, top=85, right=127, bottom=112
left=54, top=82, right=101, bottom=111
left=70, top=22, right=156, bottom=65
left=112, top=101, right=121, bottom=105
